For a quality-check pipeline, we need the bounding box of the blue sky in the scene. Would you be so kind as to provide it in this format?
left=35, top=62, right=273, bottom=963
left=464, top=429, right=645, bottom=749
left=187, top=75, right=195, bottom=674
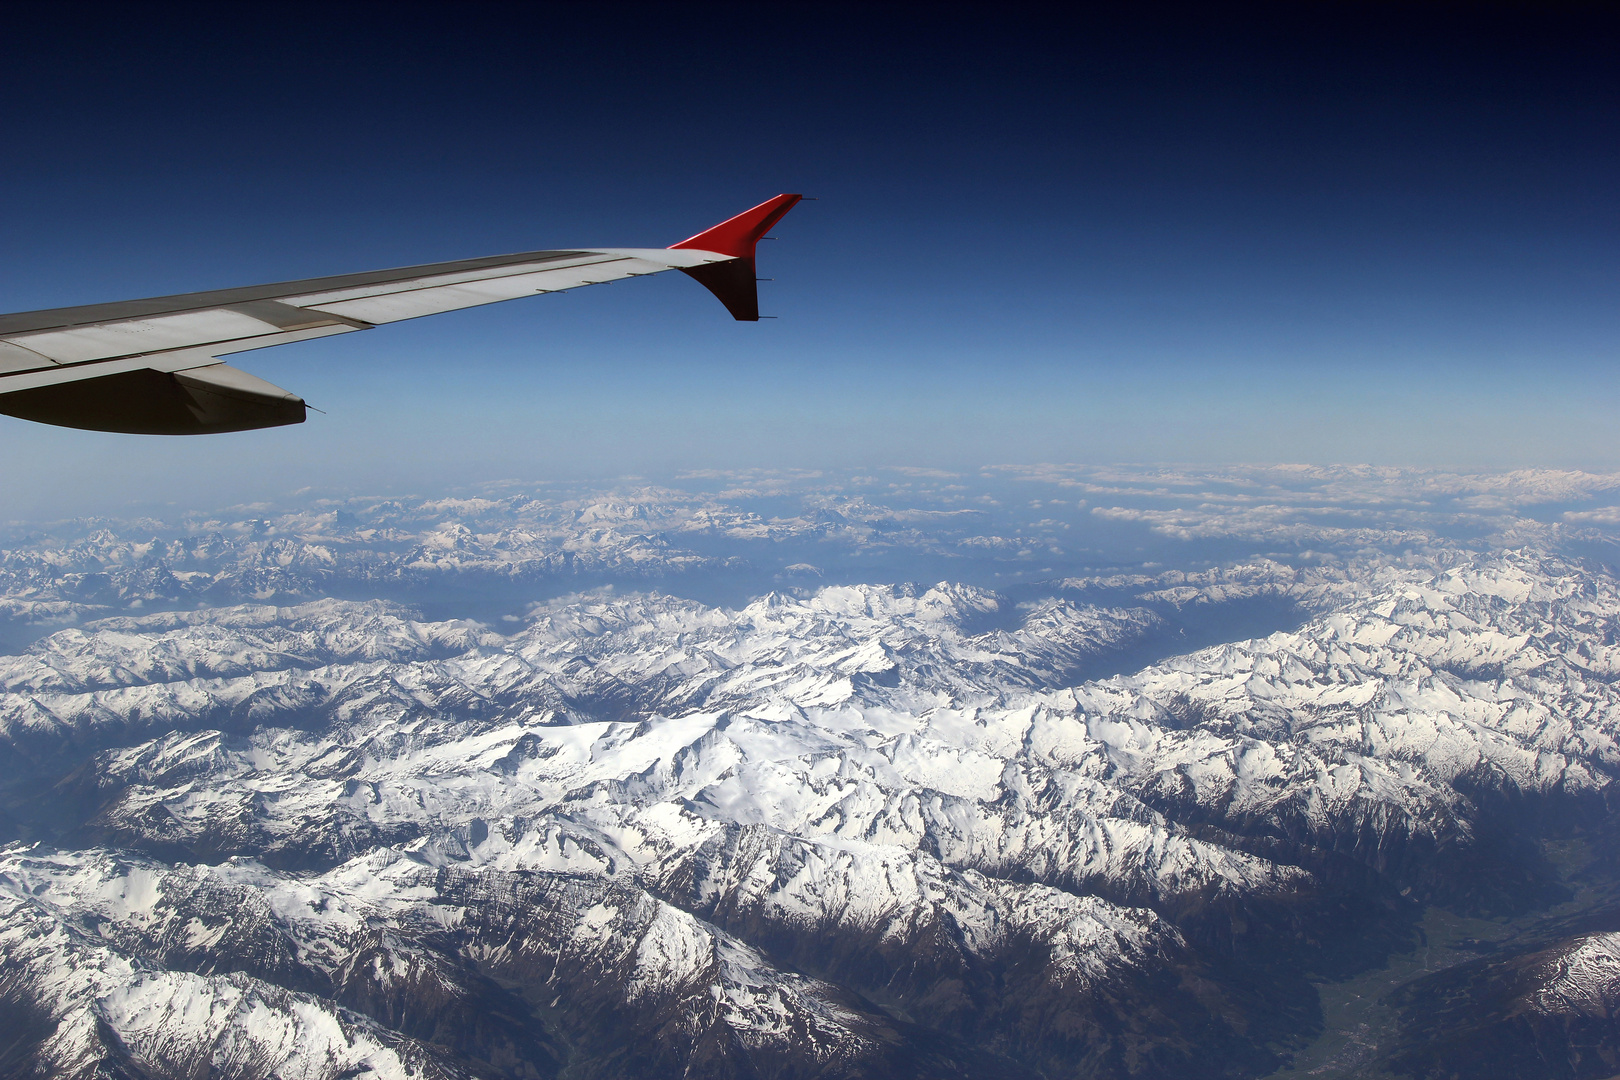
left=0, top=4, right=1614, bottom=519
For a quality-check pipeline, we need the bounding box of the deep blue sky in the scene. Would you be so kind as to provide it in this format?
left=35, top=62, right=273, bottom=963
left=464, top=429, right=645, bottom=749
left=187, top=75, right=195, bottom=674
left=0, top=4, right=1614, bottom=518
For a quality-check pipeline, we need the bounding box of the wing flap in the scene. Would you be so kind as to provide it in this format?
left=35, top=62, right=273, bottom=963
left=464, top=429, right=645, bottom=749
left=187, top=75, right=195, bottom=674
left=287, top=250, right=717, bottom=323
left=283, top=252, right=627, bottom=307
left=297, top=259, right=662, bottom=324
left=293, top=250, right=722, bottom=325
left=6, top=309, right=287, bottom=365
left=0, top=341, right=55, bottom=373
left=226, top=299, right=362, bottom=331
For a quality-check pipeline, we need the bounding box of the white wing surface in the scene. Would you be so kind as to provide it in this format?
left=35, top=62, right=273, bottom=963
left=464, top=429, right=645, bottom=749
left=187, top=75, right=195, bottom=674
left=0, top=194, right=801, bottom=434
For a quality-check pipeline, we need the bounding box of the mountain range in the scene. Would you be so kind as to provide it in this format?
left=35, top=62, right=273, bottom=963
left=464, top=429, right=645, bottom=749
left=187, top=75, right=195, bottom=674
left=6, top=470, right=1620, bottom=1077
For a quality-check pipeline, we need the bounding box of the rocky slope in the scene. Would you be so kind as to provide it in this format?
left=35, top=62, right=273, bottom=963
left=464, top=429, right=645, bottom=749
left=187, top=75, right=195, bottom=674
left=1372, top=923, right=1620, bottom=1080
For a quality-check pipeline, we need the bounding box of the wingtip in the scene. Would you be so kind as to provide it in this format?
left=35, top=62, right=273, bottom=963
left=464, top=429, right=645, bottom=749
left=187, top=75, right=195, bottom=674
left=670, top=195, right=802, bottom=320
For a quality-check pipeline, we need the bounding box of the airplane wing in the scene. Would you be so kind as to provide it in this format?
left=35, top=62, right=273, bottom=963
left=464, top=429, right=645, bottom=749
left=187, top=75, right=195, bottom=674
left=0, top=193, right=801, bottom=435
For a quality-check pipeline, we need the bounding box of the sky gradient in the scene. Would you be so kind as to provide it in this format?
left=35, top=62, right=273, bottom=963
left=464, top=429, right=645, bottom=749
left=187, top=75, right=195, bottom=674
left=0, top=3, right=1614, bottom=519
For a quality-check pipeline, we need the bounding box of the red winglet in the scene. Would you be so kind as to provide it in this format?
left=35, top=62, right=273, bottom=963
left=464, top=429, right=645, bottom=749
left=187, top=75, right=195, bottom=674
left=670, top=194, right=802, bottom=321
left=670, top=194, right=802, bottom=258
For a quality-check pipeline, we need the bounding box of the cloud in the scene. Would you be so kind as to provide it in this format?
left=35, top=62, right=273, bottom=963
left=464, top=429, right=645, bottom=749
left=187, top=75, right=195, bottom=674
left=1564, top=507, right=1620, bottom=526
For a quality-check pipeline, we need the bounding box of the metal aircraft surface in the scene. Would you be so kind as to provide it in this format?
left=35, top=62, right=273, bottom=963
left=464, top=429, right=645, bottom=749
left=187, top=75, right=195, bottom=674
left=0, top=194, right=801, bottom=434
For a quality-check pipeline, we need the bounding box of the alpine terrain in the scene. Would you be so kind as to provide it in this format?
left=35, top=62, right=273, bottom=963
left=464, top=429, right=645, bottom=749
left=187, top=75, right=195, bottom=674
left=5, top=466, right=1620, bottom=1079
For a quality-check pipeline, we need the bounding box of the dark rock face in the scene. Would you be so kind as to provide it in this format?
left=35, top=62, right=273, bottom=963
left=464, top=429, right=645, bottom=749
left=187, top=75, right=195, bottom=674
left=1376, top=923, right=1620, bottom=1080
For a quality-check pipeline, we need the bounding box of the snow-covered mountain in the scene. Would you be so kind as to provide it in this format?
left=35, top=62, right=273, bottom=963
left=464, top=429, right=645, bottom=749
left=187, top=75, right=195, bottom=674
left=4, top=463, right=1617, bottom=641
left=8, top=462, right=1620, bottom=1078
left=4, top=538, right=1620, bottom=1077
